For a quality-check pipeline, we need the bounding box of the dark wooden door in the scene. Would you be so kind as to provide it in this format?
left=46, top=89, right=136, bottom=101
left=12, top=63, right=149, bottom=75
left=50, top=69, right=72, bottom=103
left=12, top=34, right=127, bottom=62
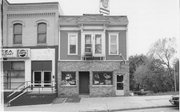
left=79, top=72, right=89, bottom=94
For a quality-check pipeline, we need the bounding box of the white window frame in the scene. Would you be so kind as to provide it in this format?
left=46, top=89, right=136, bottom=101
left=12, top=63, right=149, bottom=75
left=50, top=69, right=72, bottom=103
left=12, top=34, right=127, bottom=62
left=82, top=32, right=105, bottom=57
left=33, top=71, right=52, bottom=87
left=109, top=33, right=119, bottom=55
left=68, top=33, right=78, bottom=55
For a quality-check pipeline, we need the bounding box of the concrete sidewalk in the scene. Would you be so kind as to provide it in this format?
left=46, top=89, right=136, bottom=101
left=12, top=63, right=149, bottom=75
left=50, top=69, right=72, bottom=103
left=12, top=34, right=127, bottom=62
left=4, top=95, right=173, bottom=112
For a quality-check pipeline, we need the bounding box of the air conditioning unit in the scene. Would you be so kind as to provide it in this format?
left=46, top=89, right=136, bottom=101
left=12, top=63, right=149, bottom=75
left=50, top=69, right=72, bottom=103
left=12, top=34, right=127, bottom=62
left=84, top=52, right=92, bottom=60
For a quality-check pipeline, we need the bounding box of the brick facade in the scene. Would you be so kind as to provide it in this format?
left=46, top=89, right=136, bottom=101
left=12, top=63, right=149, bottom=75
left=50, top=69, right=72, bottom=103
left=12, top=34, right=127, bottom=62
left=58, top=61, right=129, bottom=97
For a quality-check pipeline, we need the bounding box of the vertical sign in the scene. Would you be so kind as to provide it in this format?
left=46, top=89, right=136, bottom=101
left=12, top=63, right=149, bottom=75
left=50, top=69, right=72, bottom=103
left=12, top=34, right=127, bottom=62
left=99, top=0, right=110, bottom=15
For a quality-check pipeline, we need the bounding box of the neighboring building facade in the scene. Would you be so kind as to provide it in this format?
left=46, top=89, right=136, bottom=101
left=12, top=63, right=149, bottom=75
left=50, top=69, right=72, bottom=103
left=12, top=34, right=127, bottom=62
left=2, top=0, right=60, bottom=93
left=59, top=14, right=129, bottom=97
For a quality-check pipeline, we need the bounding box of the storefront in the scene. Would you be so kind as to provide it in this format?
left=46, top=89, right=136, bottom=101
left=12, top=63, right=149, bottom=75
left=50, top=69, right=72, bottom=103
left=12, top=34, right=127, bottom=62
left=58, top=61, right=129, bottom=97
left=3, top=48, right=56, bottom=92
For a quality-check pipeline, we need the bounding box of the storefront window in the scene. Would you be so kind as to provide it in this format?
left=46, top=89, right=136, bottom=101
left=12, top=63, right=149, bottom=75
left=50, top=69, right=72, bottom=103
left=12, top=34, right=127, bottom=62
left=93, top=72, right=113, bottom=85
left=3, top=61, right=25, bottom=90
left=61, top=72, right=76, bottom=86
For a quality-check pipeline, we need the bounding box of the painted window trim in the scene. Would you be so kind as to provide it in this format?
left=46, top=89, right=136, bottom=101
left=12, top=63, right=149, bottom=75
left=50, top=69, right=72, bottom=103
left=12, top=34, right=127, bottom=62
left=35, top=19, right=49, bottom=27
left=108, top=33, right=119, bottom=55
left=13, top=23, right=23, bottom=45
left=68, top=33, right=78, bottom=55
left=37, top=22, right=47, bottom=44
left=82, top=32, right=105, bottom=57
left=33, top=71, right=52, bottom=87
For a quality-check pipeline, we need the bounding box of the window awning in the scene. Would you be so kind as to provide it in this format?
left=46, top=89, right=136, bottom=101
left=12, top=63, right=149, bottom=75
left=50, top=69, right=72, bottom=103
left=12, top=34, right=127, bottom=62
left=32, top=61, right=52, bottom=71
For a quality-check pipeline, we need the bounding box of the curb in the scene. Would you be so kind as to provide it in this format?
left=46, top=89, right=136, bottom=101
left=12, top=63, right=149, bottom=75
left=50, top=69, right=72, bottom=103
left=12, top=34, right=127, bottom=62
left=110, top=105, right=173, bottom=111
left=82, top=105, right=174, bottom=112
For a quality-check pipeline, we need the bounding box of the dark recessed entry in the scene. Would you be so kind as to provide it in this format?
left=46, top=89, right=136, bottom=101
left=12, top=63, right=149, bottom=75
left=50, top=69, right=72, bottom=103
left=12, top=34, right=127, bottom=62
left=79, top=72, right=90, bottom=94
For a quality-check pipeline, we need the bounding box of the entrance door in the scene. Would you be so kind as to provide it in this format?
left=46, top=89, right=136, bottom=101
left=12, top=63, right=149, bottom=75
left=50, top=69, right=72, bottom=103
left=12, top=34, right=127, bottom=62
left=34, top=72, right=42, bottom=86
left=44, top=72, right=51, bottom=87
left=33, top=71, right=51, bottom=87
left=79, top=72, right=89, bottom=94
left=116, top=75, right=124, bottom=95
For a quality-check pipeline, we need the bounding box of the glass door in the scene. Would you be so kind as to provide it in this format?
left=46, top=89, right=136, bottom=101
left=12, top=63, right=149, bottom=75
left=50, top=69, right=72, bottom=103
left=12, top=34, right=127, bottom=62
left=116, top=75, right=124, bottom=95
left=34, top=72, right=42, bottom=87
left=44, top=72, right=51, bottom=87
left=33, top=71, right=51, bottom=87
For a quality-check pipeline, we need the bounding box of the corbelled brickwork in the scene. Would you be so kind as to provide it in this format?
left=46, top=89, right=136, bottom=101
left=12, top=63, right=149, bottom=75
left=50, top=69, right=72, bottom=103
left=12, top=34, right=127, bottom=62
left=58, top=61, right=129, bottom=97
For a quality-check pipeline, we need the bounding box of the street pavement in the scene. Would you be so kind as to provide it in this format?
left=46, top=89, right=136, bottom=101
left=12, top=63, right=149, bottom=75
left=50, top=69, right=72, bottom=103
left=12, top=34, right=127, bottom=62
left=3, top=95, right=178, bottom=112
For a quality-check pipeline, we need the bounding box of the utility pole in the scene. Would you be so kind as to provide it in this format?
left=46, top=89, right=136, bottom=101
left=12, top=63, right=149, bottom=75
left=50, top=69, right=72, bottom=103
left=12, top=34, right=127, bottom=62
left=174, top=65, right=177, bottom=92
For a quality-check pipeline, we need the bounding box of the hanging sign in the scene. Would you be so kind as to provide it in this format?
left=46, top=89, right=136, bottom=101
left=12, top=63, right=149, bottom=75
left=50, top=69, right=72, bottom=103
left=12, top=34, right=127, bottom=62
left=99, top=0, right=110, bottom=15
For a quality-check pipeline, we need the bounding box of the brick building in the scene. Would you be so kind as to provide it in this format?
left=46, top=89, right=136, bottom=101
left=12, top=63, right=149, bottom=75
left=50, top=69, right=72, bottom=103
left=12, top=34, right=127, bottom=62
left=2, top=0, right=60, bottom=94
left=58, top=14, right=129, bottom=97
left=2, top=1, right=129, bottom=104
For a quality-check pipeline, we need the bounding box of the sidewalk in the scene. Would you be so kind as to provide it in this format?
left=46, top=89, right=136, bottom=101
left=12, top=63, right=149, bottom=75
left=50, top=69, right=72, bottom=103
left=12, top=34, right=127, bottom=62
left=4, top=95, right=173, bottom=112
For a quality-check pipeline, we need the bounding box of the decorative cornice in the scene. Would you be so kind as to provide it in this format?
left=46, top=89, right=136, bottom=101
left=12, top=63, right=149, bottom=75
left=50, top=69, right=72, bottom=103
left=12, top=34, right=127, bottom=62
left=7, top=12, right=56, bottom=18
left=7, top=4, right=59, bottom=12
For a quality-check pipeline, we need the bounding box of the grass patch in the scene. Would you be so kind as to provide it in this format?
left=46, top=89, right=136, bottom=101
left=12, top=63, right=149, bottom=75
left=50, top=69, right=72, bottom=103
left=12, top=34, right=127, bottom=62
left=145, top=91, right=179, bottom=96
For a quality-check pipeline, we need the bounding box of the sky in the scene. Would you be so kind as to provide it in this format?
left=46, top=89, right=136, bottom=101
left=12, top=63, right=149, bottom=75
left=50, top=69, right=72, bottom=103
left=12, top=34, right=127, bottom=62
left=8, top=0, right=180, bottom=56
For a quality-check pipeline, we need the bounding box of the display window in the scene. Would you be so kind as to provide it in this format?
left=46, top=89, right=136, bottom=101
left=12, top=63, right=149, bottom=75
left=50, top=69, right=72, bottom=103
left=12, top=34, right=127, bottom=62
left=3, top=61, right=25, bottom=89
left=61, top=72, right=76, bottom=86
left=93, top=72, right=113, bottom=85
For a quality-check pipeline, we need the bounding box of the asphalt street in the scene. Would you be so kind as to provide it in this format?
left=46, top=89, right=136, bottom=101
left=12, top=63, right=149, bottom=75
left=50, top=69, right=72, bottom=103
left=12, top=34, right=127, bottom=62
left=116, top=106, right=179, bottom=112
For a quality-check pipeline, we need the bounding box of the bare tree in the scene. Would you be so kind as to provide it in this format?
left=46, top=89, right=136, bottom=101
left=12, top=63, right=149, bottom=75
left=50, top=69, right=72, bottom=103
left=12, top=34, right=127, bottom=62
left=148, top=37, right=177, bottom=75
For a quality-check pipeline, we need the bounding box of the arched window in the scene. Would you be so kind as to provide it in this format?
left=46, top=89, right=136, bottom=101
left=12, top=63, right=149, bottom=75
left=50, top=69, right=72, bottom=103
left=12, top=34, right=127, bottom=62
left=37, top=22, right=47, bottom=44
left=13, top=23, right=22, bottom=44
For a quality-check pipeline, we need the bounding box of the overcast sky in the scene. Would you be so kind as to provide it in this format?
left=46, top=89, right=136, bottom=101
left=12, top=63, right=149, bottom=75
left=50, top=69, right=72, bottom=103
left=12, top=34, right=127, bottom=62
left=8, top=0, right=180, bottom=56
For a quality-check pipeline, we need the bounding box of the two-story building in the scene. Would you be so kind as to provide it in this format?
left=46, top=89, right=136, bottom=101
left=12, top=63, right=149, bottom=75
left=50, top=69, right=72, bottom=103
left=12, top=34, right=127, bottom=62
left=2, top=0, right=130, bottom=100
left=58, top=14, right=129, bottom=97
left=2, top=0, right=61, bottom=93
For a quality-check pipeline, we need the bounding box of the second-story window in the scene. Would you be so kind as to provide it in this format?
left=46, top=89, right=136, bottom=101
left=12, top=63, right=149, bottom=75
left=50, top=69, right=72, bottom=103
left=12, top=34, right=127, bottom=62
left=109, top=33, right=119, bottom=55
left=68, top=33, right=78, bottom=55
left=95, top=34, right=102, bottom=54
left=37, top=23, right=47, bottom=44
left=13, top=23, right=22, bottom=44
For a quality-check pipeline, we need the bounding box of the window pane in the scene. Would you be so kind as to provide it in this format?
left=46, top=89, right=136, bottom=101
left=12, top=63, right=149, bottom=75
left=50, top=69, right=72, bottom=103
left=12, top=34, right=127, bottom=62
left=85, top=35, right=91, bottom=44
left=38, top=23, right=46, bottom=33
left=110, top=35, right=117, bottom=43
left=93, top=72, right=113, bottom=85
left=69, top=35, right=76, bottom=45
left=11, top=61, right=25, bottom=70
left=95, top=35, right=101, bottom=44
left=110, top=45, right=117, bottom=54
left=69, top=34, right=77, bottom=54
left=95, top=35, right=102, bottom=54
left=117, top=75, right=123, bottom=82
left=70, top=45, right=76, bottom=53
left=61, top=72, right=76, bottom=85
left=117, top=83, right=123, bottom=90
left=14, top=24, right=22, bottom=34
left=95, top=45, right=102, bottom=54
left=38, top=34, right=46, bottom=43
left=14, top=35, right=22, bottom=44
